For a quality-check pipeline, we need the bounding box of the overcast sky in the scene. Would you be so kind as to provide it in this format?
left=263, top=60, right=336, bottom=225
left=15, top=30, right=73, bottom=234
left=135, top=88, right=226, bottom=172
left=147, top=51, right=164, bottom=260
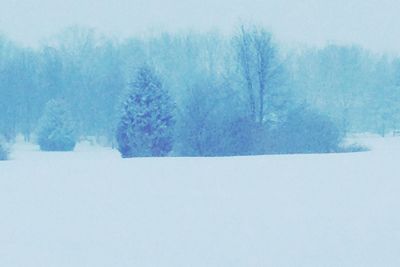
left=0, top=0, right=399, bottom=53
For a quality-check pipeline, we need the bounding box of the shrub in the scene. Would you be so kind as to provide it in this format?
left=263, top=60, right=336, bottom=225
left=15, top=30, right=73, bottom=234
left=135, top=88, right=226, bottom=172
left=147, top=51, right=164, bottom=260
left=0, top=135, right=9, bottom=160
left=340, top=143, right=370, bottom=153
left=271, top=106, right=342, bottom=154
left=222, top=117, right=267, bottom=156
left=36, top=99, right=76, bottom=151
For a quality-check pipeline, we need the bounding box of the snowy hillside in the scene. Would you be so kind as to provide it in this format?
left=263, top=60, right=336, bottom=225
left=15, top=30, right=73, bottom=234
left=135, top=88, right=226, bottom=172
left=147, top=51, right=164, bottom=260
left=1, top=136, right=400, bottom=267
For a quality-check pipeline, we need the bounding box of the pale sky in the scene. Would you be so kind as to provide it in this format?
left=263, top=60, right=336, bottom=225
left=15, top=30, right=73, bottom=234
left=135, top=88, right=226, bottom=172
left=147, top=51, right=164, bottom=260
left=0, top=0, right=399, bottom=53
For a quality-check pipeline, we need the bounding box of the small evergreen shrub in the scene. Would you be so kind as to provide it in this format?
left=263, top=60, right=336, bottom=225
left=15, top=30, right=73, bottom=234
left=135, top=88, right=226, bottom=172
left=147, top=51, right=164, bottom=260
left=36, top=99, right=76, bottom=151
left=0, top=135, right=9, bottom=160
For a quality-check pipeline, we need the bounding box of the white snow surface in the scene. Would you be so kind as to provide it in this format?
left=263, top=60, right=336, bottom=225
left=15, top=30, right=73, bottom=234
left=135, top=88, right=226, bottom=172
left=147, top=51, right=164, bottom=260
left=1, top=136, right=400, bottom=267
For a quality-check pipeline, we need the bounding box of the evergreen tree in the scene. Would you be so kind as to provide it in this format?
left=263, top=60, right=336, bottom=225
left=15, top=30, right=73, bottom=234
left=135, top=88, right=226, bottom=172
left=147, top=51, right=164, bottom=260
left=116, top=66, right=175, bottom=157
left=36, top=99, right=76, bottom=151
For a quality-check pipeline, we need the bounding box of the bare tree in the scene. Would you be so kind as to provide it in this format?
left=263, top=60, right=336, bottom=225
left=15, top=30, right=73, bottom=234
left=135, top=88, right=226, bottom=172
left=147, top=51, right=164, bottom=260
left=234, top=26, right=256, bottom=122
left=234, top=25, right=282, bottom=125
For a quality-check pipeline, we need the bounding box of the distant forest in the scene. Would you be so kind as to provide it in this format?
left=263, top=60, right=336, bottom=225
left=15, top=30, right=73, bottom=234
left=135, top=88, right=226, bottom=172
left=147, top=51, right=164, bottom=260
left=1, top=25, right=399, bottom=156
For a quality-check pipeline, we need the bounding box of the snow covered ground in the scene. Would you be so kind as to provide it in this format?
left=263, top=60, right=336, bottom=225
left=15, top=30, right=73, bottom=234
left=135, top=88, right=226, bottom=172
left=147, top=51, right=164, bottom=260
left=1, top=136, right=400, bottom=267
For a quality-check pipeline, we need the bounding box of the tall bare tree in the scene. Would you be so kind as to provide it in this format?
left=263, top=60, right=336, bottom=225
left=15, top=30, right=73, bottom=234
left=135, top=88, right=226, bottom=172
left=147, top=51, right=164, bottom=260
left=234, top=25, right=282, bottom=125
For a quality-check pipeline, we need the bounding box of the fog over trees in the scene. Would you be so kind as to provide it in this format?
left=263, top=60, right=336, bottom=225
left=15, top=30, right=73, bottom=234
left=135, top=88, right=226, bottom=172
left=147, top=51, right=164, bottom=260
left=0, top=25, right=398, bottom=156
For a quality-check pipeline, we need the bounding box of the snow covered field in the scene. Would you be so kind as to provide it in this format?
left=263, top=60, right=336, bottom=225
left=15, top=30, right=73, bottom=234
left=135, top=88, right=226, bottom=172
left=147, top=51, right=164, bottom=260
left=1, top=136, right=400, bottom=267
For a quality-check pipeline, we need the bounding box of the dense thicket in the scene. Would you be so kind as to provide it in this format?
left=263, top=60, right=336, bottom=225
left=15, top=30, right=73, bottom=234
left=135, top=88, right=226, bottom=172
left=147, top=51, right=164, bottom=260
left=0, top=26, right=398, bottom=155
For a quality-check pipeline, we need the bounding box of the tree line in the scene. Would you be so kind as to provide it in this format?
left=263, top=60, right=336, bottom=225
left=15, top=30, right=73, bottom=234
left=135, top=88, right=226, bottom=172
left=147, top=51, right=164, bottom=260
left=1, top=25, right=399, bottom=157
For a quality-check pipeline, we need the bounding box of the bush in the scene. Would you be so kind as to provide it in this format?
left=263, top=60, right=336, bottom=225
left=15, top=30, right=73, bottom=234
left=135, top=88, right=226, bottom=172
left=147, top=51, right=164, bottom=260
left=222, top=117, right=268, bottom=156
left=36, top=99, right=76, bottom=151
left=271, top=106, right=342, bottom=154
left=339, top=143, right=370, bottom=153
left=116, top=66, right=175, bottom=157
left=0, top=135, right=9, bottom=160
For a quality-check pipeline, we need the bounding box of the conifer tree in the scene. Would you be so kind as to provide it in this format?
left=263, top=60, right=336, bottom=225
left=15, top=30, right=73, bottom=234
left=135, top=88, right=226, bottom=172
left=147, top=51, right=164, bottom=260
left=116, top=66, right=175, bottom=157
